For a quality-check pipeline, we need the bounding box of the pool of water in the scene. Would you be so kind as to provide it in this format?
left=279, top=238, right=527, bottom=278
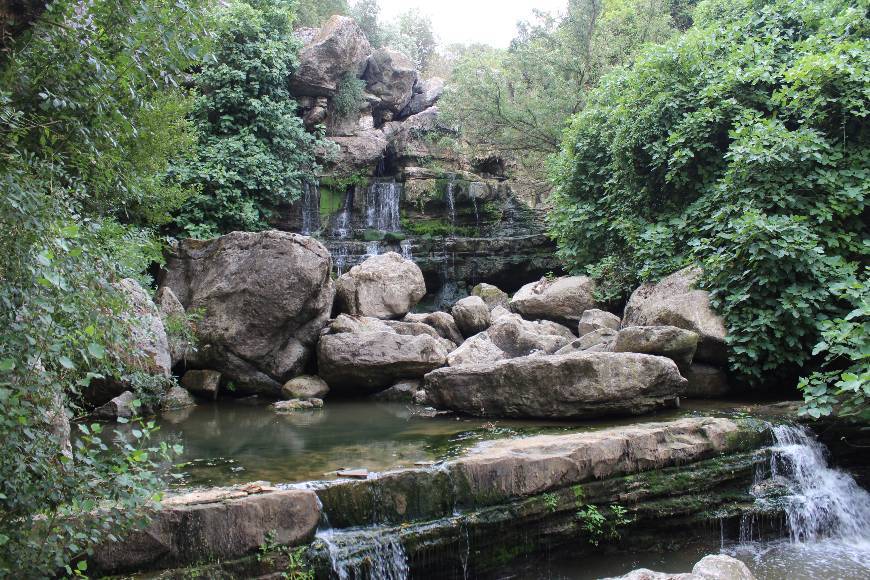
left=149, top=399, right=745, bottom=488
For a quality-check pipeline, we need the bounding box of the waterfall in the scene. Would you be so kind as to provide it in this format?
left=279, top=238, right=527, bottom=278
left=301, top=180, right=321, bottom=235
left=332, top=189, right=354, bottom=240
left=445, top=175, right=457, bottom=229
left=333, top=245, right=350, bottom=276
left=400, top=240, right=413, bottom=260
left=365, top=181, right=402, bottom=232
left=766, top=424, right=870, bottom=543
left=317, top=527, right=409, bottom=580
left=366, top=241, right=380, bottom=257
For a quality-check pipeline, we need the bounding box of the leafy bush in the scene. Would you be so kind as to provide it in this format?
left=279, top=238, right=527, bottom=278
left=549, top=0, right=868, bottom=403
left=174, top=0, right=322, bottom=238
left=0, top=0, right=204, bottom=574
left=333, top=72, right=366, bottom=120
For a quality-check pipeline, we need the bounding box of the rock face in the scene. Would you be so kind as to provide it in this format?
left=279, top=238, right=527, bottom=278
left=472, top=282, right=510, bottom=310
left=684, top=364, right=731, bottom=398
left=159, top=231, right=334, bottom=396
left=154, top=286, right=190, bottom=367
left=90, top=487, right=320, bottom=575
left=487, top=313, right=575, bottom=357
left=335, top=252, right=426, bottom=319
left=180, top=369, right=220, bottom=401
left=94, top=391, right=135, bottom=420
left=555, top=327, right=617, bottom=355
left=290, top=15, right=371, bottom=96
left=623, top=267, right=727, bottom=365
left=578, top=308, right=621, bottom=336
left=425, top=352, right=685, bottom=418
left=451, top=296, right=491, bottom=337
left=364, top=48, right=418, bottom=115
left=447, top=332, right=506, bottom=367
left=510, top=276, right=596, bottom=324
left=115, top=278, right=172, bottom=379
left=402, top=76, right=444, bottom=116
left=607, top=554, right=756, bottom=580
left=282, top=375, right=330, bottom=400
left=317, top=331, right=448, bottom=394
left=612, top=325, right=699, bottom=372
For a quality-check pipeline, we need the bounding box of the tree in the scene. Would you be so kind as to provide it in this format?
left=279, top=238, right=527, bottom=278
left=440, top=0, right=678, bottom=202
left=384, top=9, right=437, bottom=73
left=350, top=0, right=384, bottom=47
left=294, top=0, right=348, bottom=28
left=0, top=0, right=205, bottom=574
left=548, top=0, right=868, bottom=417
left=174, top=0, right=323, bottom=238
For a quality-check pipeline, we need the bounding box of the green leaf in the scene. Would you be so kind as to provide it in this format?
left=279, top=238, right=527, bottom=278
left=87, top=343, right=106, bottom=359
left=58, top=356, right=75, bottom=370
left=0, top=359, right=15, bottom=372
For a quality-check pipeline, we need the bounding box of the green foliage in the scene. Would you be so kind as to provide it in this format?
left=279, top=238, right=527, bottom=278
left=0, top=0, right=203, bottom=574
left=333, top=73, right=366, bottom=120
left=576, top=504, right=632, bottom=545
left=350, top=0, right=384, bottom=47
left=542, top=492, right=559, bottom=513
left=174, top=0, right=323, bottom=238
left=258, top=531, right=315, bottom=580
left=383, top=9, right=437, bottom=72
left=441, top=0, right=679, bottom=198
left=295, top=0, right=349, bottom=28
left=549, top=0, right=868, bottom=399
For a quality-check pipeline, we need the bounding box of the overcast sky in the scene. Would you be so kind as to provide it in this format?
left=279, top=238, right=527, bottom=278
left=377, top=0, right=568, bottom=48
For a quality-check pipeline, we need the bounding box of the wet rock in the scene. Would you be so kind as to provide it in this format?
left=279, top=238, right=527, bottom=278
left=683, top=364, right=731, bottom=398
left=317, top=331, right=448, bottom=394
left=335, top=252, right=426, bottom=319
left=404, top=311, right=464, bottom=345
left=605, top=554, right=755, bottom=580
left=94, top=390, right=136, bottom=420
left=90, top=487, right=320, bottom=575
left=159, top=231, right=334, bottom=395
left=471, top=282, right=510, bottom=310
left=487, top=313, right=574, bottom=357
left=290, top=15, right=371, bottom=96
left=510, top=275, right=597, bottom=325
left=425, top=352, right=685, bottom=419
left=281, top=375, right=329, bottom=400
left=180, top=369, right=221, bottom=401
left=452, top=296, right=491, bottom=338
left=578, top=308, right=621, bottom=336
left=623, top=267, right=727, bottom=365
left=273, top=398, right=324, bottom=412
left=162, top=386, right=196, bottom=410
left=328, top=127, right=390, bottom=169
left=613, top=325, right=699, bottom=373
left=364, top=47, right=418, bottom=114
left=555, top=327, right=617, bottom=355
left=402, top=76, right=444, bottom=116
left=371, top=379, right=424, bottom=402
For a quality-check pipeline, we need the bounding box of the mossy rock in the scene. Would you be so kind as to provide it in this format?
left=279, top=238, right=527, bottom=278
left=384, top=231, right=406, bottom=242
left=362, top=229, right=385, bottom=241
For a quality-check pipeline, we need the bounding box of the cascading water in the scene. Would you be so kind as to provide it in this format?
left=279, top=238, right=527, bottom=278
left=301, top=180, right=321, bottom=235
left=400, top=240, right=413, bottom=260
left=317, top=527, right=410, bottom=580
left=365, top=241, right=380, bottom=257
left=365, top=181, right=402, bottom=232
left=445, top=175, right=457, bottom=230
left=725, top=423, right=870, bottom=579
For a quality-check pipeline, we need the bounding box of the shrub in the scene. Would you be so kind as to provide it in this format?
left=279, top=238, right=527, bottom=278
left=333, top=72, right=366, bottom=120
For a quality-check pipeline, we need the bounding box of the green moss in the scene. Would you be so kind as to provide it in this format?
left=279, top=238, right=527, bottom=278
left=362, top=229, right=385, bottom=241
left=319, top=186, right=345, bottom=218
left=383, top=231, right=406, bottom=242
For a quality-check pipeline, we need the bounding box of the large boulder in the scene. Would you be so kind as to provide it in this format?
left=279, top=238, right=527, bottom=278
left=471, top=282, right=509, bottom=310
left=447, top=332, right=507, bottom=367
left=451, top=296, right=491, bottom=338
left=115, top=278, right=172, bottom=379
left=605, top=554, right=755, bottom=580
left=335, top=252, right=426, bottom=319
left=404, top=311, right=464, bottom=345
left=402, top=76, right=445, bottom=116
left=290, top=15, right=371, bottom=96
left=154, top=286, right=192, bottom=367
left=363, top=48, right=418, bottom=114
left=317, top=331, right=448, bottom=394
left=555, top=327, right=617, bottom=355
left=424, top=352, right=685, bottom=419
left=94, top=390, right=136, bottom=420
left=487, top=313, right=575, bottom=357
left=612, top=325, right=699, bottom=373
left=510, top=276, right=597, bottom=324
left=90, top=487, right=320, bottom=575
left=281, top=375, right=329, bottom=400
left=623, top=267, right=727, bottom=365
left=159, top=231, right=334, bottom=395
left=180, top=369, right=221, bottom=400
left=578, top=308, right=621, bottom=336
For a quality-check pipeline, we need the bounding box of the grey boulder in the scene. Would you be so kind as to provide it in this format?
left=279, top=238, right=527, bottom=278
left=452, top=296, right=491, bottom=338
left=555, top=327, right=617, bottom=355
left=335, top=252, right=426, bottom=319
left=181, top=369, right=221, bottom=401
left=404, top=311, right=465, bottom=345
left=424, top=352, right=685, bottom=419
left=471, top=282, right=510, bottom=310
left=364, top=47, right=418, bottom=114
left=683, top=364, right=731, bottom=398
left=510, top=275, right=597, bottom=324
left=290, top=15, right=371, bottom=96
left=282, top=375, right=330, bottom=400
left=402, top=76, right=444, bottom=116
left=578, top=308, right=621, bottom=336
left=612, top=325, right=699, bottom=373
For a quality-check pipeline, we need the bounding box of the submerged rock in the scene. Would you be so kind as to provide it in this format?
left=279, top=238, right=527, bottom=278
left=424, top=351, right=685, bottom=419
left=273, top=398, right=324, bottom=412
left=623, top=267, right=727, bottom=365
left=317, top=331, right=448, bottom=394
left=451, top=295, right=491, bottom=338
left=281, top=375, right=329, bottom=400
left=606, top=554, right=755, bottom=580
left=510, top=275, right=597, bottom=324
left=335, top=252, right=426, bottom=319
left=159, top=231, right=334, bottom=396
left=613, top=325, right=699, bottom=373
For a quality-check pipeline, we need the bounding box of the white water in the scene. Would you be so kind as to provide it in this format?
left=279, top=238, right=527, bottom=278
left=301, top=181, right=320, bottom=234
left=366, top=181, right=402, bottom=232
left=365, top=241, right=380, bottom=257
left=400, top=240, right=413, bottom=260
left=318, top=527, right=409, bottom=580
left=725, top=424, right=870, bottom=579
left=445, top=175, right=457, bottom=228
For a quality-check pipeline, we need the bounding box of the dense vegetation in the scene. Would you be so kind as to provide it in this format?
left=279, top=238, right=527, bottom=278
left=440, top=0, right=692, bottom=201
left=0, top=0, right=207, bottom=574
left=549, top=0, right=868, bottom=418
